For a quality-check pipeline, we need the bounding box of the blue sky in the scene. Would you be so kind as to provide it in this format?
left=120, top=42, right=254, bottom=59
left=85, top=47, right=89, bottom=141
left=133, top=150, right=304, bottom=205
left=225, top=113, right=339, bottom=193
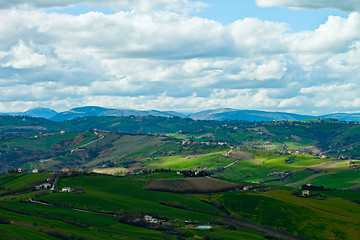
left=198, top=0, right=348, bottom=31
left=0, top=0, right=360, bottom=115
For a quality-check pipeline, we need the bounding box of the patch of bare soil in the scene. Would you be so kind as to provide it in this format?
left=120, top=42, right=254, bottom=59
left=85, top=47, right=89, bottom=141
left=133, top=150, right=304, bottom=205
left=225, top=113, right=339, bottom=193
left=144, top=177, right=239, bottom=193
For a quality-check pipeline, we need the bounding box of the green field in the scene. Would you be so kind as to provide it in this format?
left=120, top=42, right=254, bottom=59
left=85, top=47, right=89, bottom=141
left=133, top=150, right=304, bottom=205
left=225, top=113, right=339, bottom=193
left=212, top=190, right=360, bottom=240
left=144, top=151, right=233, bottom=170
left=306, top=169, right=360, bottom=189
left=1, top=116, right=360, bottom=239
left=0, top=202, right=163, bottom=240
left=215, top=152, right=328, bottom=182
left=0, top=173, right=359, bottom=239
left=4, top=132, right=93, bottom=152
left=39, top=175, right=222, bottom=222
left=0, top=173, right=53, bottom=190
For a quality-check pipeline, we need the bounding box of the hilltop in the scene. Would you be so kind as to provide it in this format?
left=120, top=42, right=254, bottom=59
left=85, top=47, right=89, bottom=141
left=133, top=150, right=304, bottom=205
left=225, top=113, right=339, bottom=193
left=4, top=106, right=360, bottom=122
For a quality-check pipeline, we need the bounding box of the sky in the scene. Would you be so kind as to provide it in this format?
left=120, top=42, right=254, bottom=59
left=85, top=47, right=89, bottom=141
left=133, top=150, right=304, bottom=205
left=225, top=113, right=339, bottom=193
left=0, top=0, right=360, bottom=115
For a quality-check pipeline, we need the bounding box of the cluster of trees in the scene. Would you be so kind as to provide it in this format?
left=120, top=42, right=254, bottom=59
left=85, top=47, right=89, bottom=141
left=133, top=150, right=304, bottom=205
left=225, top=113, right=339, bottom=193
left=291, top=189, right=327, bottom=200
left=284, top=156, right=295, bottom=164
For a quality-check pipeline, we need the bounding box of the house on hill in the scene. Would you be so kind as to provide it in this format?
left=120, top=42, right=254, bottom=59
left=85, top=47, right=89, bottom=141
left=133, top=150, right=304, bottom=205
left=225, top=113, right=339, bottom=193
left=143, top=215, right=162, bottom=224
left=61, top=167, right=69, bottom=173
left=62, top=187, right=71, bottom=192
left=302, top=190, right=310, bottom=196
left=35, top=183, right=51, bottom=190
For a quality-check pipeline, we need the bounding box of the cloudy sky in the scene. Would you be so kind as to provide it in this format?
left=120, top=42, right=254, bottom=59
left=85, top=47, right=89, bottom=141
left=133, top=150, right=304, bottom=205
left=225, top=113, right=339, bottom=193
left=1, top=0, right=360, bottom=115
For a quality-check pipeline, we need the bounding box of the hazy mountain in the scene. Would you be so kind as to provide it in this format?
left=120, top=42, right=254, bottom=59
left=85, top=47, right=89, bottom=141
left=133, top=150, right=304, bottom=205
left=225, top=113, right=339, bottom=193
left=50, top=106, right=182, bottom=121
left=188, top=108, right=314, bottom=121
left=320, top=113, right=360, bottom=122
left=7, top=108, right=58, bottom=119
left=23, top=108, right=58, bottom=119
left=4, top=106, right=360, bottom=122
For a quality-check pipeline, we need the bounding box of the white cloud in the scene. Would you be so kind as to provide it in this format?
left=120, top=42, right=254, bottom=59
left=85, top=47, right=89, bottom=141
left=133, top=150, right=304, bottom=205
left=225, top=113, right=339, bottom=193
left=1, top=41, right=47, bottom=69
left=256, top=0, right=360, bottom=12
left=278, top=97, right=301, bottom=108
left=230, top=18, right=288, bottom=54
left=287, top=13, right=360, bottom=55
left=0, top=6, right=360, bottom=114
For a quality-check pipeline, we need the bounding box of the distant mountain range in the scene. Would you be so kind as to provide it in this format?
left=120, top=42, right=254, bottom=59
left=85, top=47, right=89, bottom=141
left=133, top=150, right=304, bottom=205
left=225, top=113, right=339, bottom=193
left=188, top=108, right=314, bottom=121
left=6, top=107, right=58, bottom=119
left=3, top=106, right=360, bottom=122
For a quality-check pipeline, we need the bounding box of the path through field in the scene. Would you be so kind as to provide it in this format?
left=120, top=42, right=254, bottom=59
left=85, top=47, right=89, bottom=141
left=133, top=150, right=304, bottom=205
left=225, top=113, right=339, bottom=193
left=285, top=174, right=321, bottom=187
left=71, top=133, right=104, bottom=154
left=264, top=192, right=360, bottom=221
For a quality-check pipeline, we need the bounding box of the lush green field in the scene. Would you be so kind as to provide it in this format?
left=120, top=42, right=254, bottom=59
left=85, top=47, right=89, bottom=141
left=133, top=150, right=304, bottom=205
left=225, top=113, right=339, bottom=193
left=0, top=174, right=273, bottom=240
left=212, top=190, right=360, bottom=240
left=1, top=173, right=360, bottom=239
left=305, top=169, right=360, bottom=189
left=4, top=132, right=92, bottom=152
left=39, top=175, right=221, bottom=222
left=311, top=190, right=360, bottom=201
left=0, top=224, right=59, bottom=240
left=215, top=152, right=328, bottom=182
left=144, top=151, right=233, bottom=170
left=0, top=202, right=163, bottom=240
left=0, top=173, right=53, bottom=190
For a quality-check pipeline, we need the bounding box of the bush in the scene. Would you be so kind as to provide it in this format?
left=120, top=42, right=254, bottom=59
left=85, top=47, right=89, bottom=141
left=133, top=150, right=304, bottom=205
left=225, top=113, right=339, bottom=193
left=0, top=215, right=11, bottom=224
left=203, top=235, right=223, bottom=240
left=47, top=230, right=69, bottom=239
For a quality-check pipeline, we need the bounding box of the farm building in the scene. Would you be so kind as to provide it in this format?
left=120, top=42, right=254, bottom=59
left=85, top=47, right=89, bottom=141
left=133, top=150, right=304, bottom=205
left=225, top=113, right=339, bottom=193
left=143, top=215, right=162, bottom=224
left=62, top=187, right=71, bottom=192
left=243, top=185, right=253, bottom=191
left=35, top=183, right=52, bottom=190
left=302, top=190, right=310, bottom=196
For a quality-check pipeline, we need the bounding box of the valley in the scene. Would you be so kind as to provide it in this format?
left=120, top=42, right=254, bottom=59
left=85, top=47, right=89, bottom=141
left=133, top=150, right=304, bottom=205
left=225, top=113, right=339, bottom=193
left=0, top=115, right=359, bottom=239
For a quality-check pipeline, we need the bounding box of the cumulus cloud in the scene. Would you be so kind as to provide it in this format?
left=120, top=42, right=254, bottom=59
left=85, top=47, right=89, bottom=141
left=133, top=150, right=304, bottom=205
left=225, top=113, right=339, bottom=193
left=1, top=41, right=47, bottom=69
left=256, top=0, right=360, bottom=12
left=0, top=5, right=360, bottom=114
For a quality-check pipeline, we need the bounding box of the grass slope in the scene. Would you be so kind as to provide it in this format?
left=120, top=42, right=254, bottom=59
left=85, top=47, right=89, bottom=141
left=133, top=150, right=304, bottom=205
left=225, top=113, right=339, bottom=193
left=213, top=190, right=360, bottom=240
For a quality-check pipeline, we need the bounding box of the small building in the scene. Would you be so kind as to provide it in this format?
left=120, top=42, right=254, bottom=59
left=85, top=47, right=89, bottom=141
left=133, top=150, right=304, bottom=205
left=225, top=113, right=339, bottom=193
left=302, top=190, right=310, bottom=196
left=35, top=183, right=52, bottom=190
left=62, top=187, right=71, bottom=192
left=243, top=185, right=253, bottom=191
left=61, top=167, right=70, bottom=173
left=32, top=169, right=38, bottom=173
left=17, top=168, right=22, bottom=173
left=143, top=215, right=162, bottom=224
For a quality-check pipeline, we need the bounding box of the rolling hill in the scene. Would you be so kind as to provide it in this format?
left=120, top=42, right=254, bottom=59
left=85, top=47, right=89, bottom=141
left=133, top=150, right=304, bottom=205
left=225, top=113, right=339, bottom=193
left=188, top=108, right=314, bottom=121
left=50, top=106, right=182, bottom=121
left=7, top=108, right=58, bottom=119
left=4, top=106, right=360, bottom=122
